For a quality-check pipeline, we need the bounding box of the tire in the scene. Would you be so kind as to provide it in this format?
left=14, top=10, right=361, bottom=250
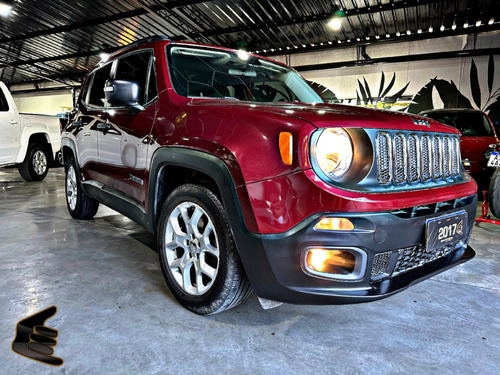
left=158, top=184, right=252, bottom=315
left=65, top=158, right=99, bottom=219
left=488, top=168, right=500, bottom=219
left=18, top=144, right=49, bottom=181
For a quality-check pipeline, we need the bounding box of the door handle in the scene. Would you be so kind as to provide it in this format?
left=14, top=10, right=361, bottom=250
left=10, top=119, right=17, bottom=125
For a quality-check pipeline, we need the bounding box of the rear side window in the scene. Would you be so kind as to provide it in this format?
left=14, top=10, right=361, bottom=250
left=114, top=51, right=157, bottom=105
left=87, top=63, right=113, bottom=107
left=0, top=89, right=9, bottom=111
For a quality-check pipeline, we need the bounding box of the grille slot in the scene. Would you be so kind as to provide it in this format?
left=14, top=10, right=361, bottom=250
left=371, top=252, right=392, bottom=278
left=376, top=131, right=460, bottom=185
left=393, top=242, right=458, bottom=276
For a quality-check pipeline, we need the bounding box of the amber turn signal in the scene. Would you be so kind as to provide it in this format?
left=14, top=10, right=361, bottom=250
left=314, top=217, right=354, bottom=231
left=279, top=132, right=293, bottom=165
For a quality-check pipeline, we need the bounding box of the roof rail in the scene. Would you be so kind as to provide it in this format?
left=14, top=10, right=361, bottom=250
left=98, top=35, right=170, bottom=64
left=125, top=35, right=170, bottom=48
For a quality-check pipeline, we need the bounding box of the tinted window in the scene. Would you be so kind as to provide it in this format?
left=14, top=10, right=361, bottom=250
left=0, top=88, right=9, bottom=111
left=87, top=63, right=112, bottom=107
left=424, top=112, right=493, bottom=137
left=115, top=51, right=156, bottom=105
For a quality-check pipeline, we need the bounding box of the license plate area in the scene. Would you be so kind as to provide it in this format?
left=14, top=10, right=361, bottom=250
left=425, top=211, right=467, bottom=253
left=487, top=151, right=500, bottom=167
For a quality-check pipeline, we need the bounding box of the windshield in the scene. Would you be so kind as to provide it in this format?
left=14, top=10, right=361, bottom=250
left=424, top=111, right=493, bottom=137
left=167, top=46, right=323, bottom=103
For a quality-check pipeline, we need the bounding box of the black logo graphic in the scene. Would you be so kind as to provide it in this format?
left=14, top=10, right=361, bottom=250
left=12, top=306, right=63, bottom=366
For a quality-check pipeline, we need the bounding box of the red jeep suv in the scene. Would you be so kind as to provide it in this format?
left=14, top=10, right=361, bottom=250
left=62, top=37, right=477, bottom=314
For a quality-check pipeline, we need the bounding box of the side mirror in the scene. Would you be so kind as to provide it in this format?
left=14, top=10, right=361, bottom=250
left=104, top=80, right=144, bottom=114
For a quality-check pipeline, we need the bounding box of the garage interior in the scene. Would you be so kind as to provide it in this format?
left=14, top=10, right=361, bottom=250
left=1, top=0, right=499, bottom=374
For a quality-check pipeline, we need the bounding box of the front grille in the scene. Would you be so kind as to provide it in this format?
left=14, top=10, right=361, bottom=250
left=376, top=131, right=461, bottom=185
left=393, top=242, right=458, bottom=276
left=370, top=241, right=461, bottom=281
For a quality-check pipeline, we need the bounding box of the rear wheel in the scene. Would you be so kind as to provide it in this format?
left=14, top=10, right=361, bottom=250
left=65, top=158, right=99, bottom=219
left=18, top=144, right=49, bottom=181
left=488, top=168, right=500, bottom=219
left=158, top=184, right=251, bottom=314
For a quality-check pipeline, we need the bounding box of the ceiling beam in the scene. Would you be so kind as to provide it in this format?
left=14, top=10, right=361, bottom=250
left=294, top=47, right=500, bottom=71
left=0, top=0, right=209, bottom=44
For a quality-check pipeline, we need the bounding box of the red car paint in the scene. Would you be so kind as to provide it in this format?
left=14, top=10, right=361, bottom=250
left=62, top=38, right=478, bottom=306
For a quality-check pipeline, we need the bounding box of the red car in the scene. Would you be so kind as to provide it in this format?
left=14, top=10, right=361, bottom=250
left=420, top=108, right=498, bottom=189
left=62, top=37, right=477, bottom=314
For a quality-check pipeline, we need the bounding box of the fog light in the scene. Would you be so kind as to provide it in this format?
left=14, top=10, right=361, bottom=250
left=306, top=249, right=355, bottom=275
left=303, top=247, right=367, bottom=280
left=314, top=217, right=354, bottom=231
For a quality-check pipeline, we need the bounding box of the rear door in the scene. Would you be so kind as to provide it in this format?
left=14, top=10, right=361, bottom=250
left=0, top=83, right=20, bottom=164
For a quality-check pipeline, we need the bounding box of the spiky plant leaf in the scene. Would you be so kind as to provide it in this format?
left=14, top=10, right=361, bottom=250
left=381, top=73, right=396, bottom=98
left=470, top=59, right=481, bottom=109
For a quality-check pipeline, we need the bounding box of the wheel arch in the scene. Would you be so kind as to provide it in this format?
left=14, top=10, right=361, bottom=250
left=147, top=147, right=256, bottom=235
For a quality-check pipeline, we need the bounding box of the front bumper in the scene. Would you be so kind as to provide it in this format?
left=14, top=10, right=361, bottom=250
left=233, top=194, right=477, bottom=305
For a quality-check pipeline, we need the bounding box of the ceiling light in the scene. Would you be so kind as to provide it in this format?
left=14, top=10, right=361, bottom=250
left=407, top=30, right=411, bottom=35
left=476, top=20, right=482, bottom=27
left=451, top=23, right=457, bottom=30
left=0, top=2, right=13, bottom=17
left=396, top=31, right=401, bottom=36
left=464, top=22, right=469, bottom=28
left=337, top=40, right=342, bottom=44
left=356, top=37, right=360, bottom=41
left=327, top=17, right=342, bottom=31
left=386, top=33, right=390, bottom=38
left=440, top=25, right=445, bottom=31
left=237, top=49, right=250, bottom=61
left=328, top=40, right=333, bottom=45
left=489, top=18, right=494, bottom=25
left=375, top=35, right=380, bottom=39
left=417, top=29, right=422, bottom=34
left=429, top=26, right=434, bottom=32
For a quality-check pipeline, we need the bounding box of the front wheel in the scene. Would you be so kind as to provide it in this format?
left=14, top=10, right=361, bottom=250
left=489, top=168, right=500, bottom=219
left=65, top=158, right=99, bottom=219
left=18, top=144, right=49, bottom=181
left=158, top=184, right=251, bottom=314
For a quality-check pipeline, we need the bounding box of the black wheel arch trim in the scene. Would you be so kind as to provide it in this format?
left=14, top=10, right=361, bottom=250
left=61, top=140, right=283, bottom=295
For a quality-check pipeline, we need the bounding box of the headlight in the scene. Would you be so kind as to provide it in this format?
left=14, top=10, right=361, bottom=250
left=312, top=128, right=353, bottom=180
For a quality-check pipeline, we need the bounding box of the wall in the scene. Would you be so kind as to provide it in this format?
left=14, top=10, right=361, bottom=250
left=272, top=32, right=500, bottom=124
left=13, top=90, right=73, bottom=115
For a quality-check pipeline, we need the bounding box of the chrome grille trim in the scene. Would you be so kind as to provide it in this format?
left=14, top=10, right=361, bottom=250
left=375, top=131, right=461, bottom=186
left=393, top=133, right=407, bottom=183
left=376, top=132, right=392, bottom=184
left=407, top=134, right=420, bottom=182
left=420, top=135, right=432, bottom=181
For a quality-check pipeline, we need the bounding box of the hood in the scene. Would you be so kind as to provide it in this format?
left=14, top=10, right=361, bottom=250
left=188, top=99, right=459, bottom=134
